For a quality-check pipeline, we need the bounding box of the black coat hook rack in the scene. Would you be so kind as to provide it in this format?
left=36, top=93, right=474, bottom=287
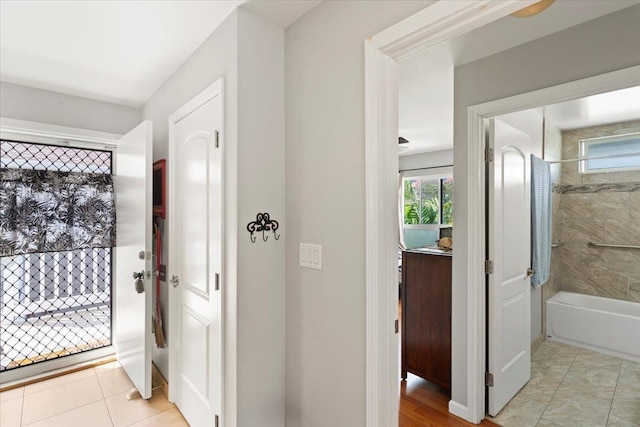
left=247, top=212, right=280, bottom=243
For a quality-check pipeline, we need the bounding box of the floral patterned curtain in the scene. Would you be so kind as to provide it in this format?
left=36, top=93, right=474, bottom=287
left=0, top=168, right=115, bottom=256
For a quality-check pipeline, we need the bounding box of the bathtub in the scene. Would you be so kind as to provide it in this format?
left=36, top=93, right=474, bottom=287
left=546, top=291, right=640, bottom=363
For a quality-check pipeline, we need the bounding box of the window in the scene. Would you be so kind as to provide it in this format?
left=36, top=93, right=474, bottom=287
left=580, top=132, right=640, bottom=174
left=403, top=176, right=453, bottom=226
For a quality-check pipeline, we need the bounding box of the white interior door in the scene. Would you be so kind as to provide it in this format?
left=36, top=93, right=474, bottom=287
left=169, top=80, right=223, bottom=426
left=487, top=117, right=533, bottom=416
left=114, top=121, right=153, bottom=399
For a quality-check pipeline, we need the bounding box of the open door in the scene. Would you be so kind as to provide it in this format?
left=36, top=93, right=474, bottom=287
left=487, top=117, right=533, bottom=416
left=114, top=121, right=153, bottom=399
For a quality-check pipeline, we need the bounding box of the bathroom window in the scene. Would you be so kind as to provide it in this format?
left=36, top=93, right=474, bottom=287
left=579, top=132, right=640, bottom=174
left=403, top=176, right=453, bottom=226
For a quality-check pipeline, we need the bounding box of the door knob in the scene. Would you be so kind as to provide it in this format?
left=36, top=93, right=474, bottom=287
left=526, top=268, right=535, bottom=277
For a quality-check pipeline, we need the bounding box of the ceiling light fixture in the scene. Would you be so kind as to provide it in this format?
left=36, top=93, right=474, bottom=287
left=511, top=0, right=555, bottom=18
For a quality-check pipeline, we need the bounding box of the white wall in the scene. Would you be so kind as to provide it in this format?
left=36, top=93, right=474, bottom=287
left=0, top=81, right=140, bottom=134
left=453, top=4, right=640, bottom=409
left=142, top=8, right=285, bottom=427
left=284, top=2, right=431, bottom=426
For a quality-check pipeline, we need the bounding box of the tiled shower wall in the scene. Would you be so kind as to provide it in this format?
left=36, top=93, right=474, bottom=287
left=554, top=120, right=640, bottom=304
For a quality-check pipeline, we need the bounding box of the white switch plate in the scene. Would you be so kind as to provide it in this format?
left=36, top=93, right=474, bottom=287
left=299, top=243, right=322, bottom=270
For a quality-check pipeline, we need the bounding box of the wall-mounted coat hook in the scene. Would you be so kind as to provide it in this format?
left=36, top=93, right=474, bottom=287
left=247, top=212, right=280, bottom=243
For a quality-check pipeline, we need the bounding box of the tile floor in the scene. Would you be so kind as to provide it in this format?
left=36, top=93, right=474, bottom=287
left=488, top=340, right=640, bottom=427
left=0, top=361, right=188, bottom=427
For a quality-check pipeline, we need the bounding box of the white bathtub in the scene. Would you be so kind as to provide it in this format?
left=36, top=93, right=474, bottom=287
left=546, top=291, right=640, bottom=362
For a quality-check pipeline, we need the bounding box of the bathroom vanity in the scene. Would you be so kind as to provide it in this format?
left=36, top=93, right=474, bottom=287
left=401, top=248, right=452, bottom=390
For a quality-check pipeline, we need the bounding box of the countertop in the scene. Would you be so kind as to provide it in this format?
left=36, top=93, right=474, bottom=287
left=403, top=245, right=452, bottom=257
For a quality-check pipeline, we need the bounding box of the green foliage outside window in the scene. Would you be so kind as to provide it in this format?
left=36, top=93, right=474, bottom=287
left=403, top=177, right=453, bottom=226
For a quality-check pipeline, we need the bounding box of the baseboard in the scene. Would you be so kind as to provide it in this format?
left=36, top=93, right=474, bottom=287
left=448, top=400, right=470, bottom=421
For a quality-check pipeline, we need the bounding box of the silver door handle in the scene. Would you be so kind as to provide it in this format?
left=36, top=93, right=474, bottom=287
left=170, top=275, right=179, bottom=288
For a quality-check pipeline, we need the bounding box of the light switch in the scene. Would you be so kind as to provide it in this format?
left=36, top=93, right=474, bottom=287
left=299, top=243, right=322, bottom=270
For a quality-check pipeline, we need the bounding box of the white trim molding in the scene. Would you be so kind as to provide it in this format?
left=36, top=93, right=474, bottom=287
left=0, top=117, right=121, bottom=146
left=364, top=1, right=539, bottom=426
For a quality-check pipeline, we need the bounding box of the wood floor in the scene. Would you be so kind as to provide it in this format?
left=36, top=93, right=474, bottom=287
left=400, top=373, right=500, bottom=427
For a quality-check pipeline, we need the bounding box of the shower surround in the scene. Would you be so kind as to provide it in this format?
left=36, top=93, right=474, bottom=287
left=555, top=119, right=640, bottom=304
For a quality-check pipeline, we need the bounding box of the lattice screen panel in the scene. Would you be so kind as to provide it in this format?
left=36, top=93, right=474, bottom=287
left=0, top=140, right=113, bottom=371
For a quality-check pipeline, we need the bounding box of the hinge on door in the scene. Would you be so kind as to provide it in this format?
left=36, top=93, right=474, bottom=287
left=215, top=130, right=220, bottom=148
left=394, top=319, right=399, bottom=334
left=485, top=372, right=494, bottom=387
left=484, top=147, right=494, bottom=163
left=215, top=414, right=219, bottom=427
left=485, top=260, right=494, bottom=275
left=215, top=273, right=220, bottom=291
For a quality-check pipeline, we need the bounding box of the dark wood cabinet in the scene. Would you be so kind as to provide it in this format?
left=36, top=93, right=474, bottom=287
left=401, top=251, right=452, bottom=390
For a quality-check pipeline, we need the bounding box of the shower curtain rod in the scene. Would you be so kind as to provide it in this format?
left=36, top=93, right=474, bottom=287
left=548, top=152, right=640, bottom=164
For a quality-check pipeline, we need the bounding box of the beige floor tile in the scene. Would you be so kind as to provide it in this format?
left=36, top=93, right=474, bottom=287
left=105, top=388, right=174, bottom=427
left=96, top=366, right=135, bottom=398
left=618, top=361, right=640, bottom=392
left=21, top=376, right=104, bottom=425
left=528, top=365, right=568, bottom=388
left=573, top=350, right=624, bottom=370
left=128, top=407, right=189, bottom=427
left=560, top=364, right=619, bottom=399
left=514, top=381, right=559, bottom=405
left=0, top=396, right=23, bottom=427
left=94, top=361, right=122, bottom=373
left=610, top=387, right=640, bottom=425
left=0, top=386, right=24, bottom=402
left=24, top=368, right=96, bottom=395
left=531, top=352, right=576, bottom=370
left=536, top=419, right=562, bottom=427
left=491, top=398, right=547, bottom=427
left=608, top=414, right=640, bottom=427
left=23, top=400, right=113, bottom=427
left=542, top=384, right=612, bottom=426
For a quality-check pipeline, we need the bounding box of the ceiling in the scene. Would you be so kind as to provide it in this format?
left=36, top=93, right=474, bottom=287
left=0, top=0, right=320, bottom=107
left=398, top=0, right=640, bottom=156
left=544, top=86, right=640, bottom=131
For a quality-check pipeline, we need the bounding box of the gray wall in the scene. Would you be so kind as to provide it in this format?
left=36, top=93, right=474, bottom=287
left=284, top=2, right=431, bottom=426
left=454, top=5, right=640, bottom=408
left=142, top=8, right=285, bottom=427
left=0, top=81, right=140, bottom=134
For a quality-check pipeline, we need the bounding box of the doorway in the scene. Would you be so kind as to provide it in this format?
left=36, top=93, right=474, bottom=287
left=0, top=137, right=115, bottom=382
left=365, top=1, right=640, bottom=425
left=486, top=87, right=640, bottom=426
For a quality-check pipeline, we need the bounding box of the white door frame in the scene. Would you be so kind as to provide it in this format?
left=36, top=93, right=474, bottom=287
left=364, top=1, right=640, bottom=424
left=167, top=79, right=226, bottom=419
left=365, top=2, right=537, bottom=424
